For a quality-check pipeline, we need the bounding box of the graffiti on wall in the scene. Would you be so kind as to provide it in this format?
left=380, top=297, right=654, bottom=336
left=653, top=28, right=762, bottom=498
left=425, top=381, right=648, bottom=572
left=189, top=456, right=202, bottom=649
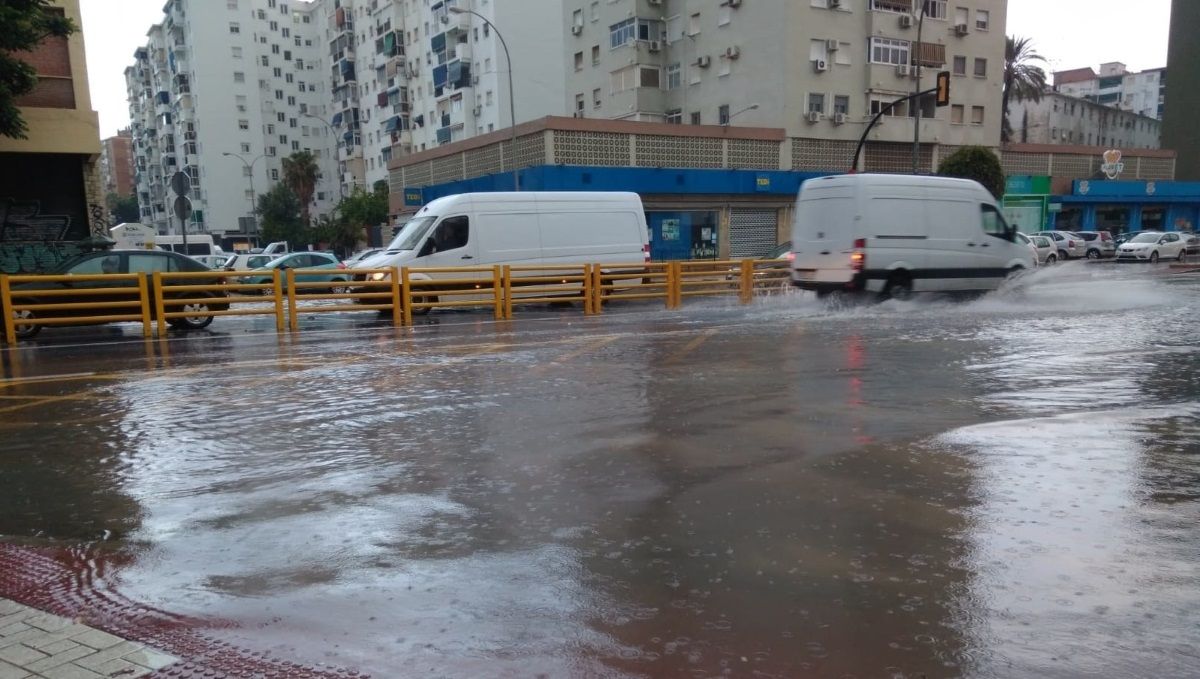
left=89, top=202, right=111, bottom=237
left=0, top=197, right=72, bottom=242
left=0, top=242, right=87, bottom=274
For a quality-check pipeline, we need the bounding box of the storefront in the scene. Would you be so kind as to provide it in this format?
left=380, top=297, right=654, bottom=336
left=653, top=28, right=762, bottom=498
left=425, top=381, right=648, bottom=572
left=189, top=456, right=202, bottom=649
left=1048, top=180, right=1200, bottom=234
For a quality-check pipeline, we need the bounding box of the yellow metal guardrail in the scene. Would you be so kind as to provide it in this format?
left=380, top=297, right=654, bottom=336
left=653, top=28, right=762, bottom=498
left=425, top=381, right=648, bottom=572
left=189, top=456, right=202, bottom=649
left=2, top=259, right=791, bottom=342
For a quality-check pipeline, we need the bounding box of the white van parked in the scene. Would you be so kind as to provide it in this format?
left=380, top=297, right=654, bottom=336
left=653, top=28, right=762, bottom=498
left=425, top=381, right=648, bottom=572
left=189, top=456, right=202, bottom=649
left=790, top=174, right=1030, bottom=299
left=356, top=192, right=649, bottom=306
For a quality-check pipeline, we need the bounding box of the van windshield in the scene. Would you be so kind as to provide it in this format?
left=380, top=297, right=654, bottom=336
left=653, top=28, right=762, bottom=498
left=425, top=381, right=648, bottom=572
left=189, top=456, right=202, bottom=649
left=387, top=216, right=437, bottom=251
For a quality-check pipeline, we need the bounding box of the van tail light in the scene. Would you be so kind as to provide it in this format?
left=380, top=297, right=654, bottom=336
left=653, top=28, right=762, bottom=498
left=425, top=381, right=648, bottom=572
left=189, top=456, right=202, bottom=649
left=850, top=238, right=866, bottom=272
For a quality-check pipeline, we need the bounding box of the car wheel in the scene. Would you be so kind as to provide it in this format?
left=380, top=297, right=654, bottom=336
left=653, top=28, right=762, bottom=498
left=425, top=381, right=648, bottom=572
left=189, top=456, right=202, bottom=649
left=330, top=279, right=349, bottom=295
left=176, top=300, right=214, bottom=329
left=11, top=308, right=40, bottom=340
left=1046, top=254, right=1057, bottom=264
left=1087, top=249, right=1100, bottom=260
left=1149, top=251, right=1159, bottom=264
left=881, top=272, right=913, bottom=301
left=1177, top=249, right=1187, bottom=262
left=411, top=295, right=437, bottom=316
left=1058, top=249, right=1069, bottom=260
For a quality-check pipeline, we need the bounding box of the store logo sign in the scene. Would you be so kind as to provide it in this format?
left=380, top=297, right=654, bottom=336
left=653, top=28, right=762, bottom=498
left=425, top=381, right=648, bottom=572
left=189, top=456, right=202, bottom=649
left=1101, top=149, right=1124, bottom=180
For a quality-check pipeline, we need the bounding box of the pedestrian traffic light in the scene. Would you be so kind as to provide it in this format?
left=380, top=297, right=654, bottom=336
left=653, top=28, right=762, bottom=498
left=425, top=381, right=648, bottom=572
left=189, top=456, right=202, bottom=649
left=936, top=70, right=951, bottom=107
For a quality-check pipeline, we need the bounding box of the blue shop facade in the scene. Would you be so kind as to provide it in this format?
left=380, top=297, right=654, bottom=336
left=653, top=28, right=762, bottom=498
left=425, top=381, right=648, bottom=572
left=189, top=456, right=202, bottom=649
left=1048, top=180, right=1200, bottom=233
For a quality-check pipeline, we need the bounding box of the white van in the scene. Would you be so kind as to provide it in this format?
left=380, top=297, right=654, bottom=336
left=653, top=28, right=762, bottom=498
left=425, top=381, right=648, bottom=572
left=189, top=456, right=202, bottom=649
left=357, top=191, right=649, bottom=297
left=790, top=174, right=1030, bottom=298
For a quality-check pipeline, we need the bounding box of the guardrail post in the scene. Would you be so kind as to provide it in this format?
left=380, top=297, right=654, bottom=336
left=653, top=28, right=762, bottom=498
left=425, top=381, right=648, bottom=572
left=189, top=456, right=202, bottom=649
left=137, top=272, right=153, bottom=337
left=502, top=265, right=513, bottom=319
left=400, top=267, right=413, bottom=325
left=582, top=265, right=593, bottom=315
left=390, top=267, right=403, bottom=327
left=272, top=269, right=285, bottom=333
left=591, top=265, right=604, bottom=315
left=739, top=259, right=754, bottom=304
left=152, top=271, right=168, bottom=336
left=492, top=265, right=504, bottom=320
left=669, top=261, right=682, bottom=309
left=286, top=268, right=299, bottom=332
left=1, top=275, right=15, bottom=345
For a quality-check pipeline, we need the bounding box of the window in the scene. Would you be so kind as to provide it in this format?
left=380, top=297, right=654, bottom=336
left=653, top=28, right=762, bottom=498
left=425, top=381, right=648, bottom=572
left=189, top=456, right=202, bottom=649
left=272, top=44, right=280, bottom=55
left=639, top=66, right=661, bottom=88
left=971, top=105, right=984, bottom=124
left=974, top=58, right=987, bottom=77
left=129, top=254, right=176, bottom=274
left=240, top=143, right=251, bottom=153
left=809, top=39, right=828, bottom=63
left=688, top=12, right=701, bottom=37
left=952, top=55, right=966, bottom=76
left=67, top=256, right=115, bottom=276
left=870, top=37, right=910, bottom=66
left=232, top=46, right=243, bottom=59
left=238, top=119, right=249, bottom=130
left=667, top=63, right=682, bottom=89
left=591, top=1, right=599, bottom=21
left=227, top=0, right=238, bottom=8
left=242, top=165, right=253, bottom=176
left=610, top=19, right=635, bottom=48
left=574, top=51, right=584, bottom=71
left=575, top=93, right=585, bottom=113
left=593, top=88, right=602, bottom=108
left=292, top=140, right=300, bottom=151
left=975, top=9, right=989, bottom=30
left=610, top=66, right=635, bottom=93
left=834, top=95, right=849, bottom=115
left=229, top=22, right=240, bottom=34
left=270, top=169, right=279, bottom=180
left=233, top=71, right=246, bottom=83
left=573, top=9, right=584, bottom=29
left=691, top=111, right=701, bottom=125
left=428, top=216, right=469, bottom=253
left=981, top=204, right=1010, bottom=240
left=871, top=97, right=907, bottom=117
left=261, top=56, right=270, bottom=66
left=808, top=93, right=825, bottom=115
left=871, top=0, right=912, bottom=11
left=954, top=6, right=968, bottom=26
left=666, top=109, right=682, bottom=124
left=922, top=0, right=948, bottom=19
left=718, top=105, right=730, bottom=125
left=951, top=104, right=964, bottom=123
left=718, top=5, right=731, bottom=26
left=835, top=42, right=852, bottom=66
left=592, top=45, right=601, bottom=65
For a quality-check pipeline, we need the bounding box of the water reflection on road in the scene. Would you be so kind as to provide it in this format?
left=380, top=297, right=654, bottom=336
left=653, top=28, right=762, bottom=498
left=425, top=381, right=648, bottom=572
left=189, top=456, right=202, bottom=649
left=0, top=263, right=1197, bottom=677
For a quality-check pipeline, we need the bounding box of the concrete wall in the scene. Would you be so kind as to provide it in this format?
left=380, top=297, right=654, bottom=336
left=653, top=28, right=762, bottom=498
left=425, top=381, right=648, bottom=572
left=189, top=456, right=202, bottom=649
left=1164, top=0, right=1200, bottom=180
left=1007, top=92, right=1161, bottom=149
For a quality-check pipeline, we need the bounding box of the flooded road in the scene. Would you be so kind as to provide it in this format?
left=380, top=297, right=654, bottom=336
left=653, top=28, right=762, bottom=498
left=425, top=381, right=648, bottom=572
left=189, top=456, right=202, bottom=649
left=2, top=263, right=1198, bottom=677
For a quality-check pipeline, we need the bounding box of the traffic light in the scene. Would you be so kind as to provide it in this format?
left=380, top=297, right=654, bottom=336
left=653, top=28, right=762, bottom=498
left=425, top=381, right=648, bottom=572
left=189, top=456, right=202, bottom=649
left=936, top=70, right=951, bottom=107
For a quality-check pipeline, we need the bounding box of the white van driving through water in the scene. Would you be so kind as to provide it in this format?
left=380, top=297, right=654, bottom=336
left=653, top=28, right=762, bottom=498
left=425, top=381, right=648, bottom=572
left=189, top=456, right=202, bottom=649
left=790, top=174, right=1030, bottom=299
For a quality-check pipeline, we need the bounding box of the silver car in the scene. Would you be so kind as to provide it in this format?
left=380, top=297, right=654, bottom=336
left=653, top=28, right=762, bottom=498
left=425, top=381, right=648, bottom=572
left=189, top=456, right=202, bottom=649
left=1036, top=231, right=1086, bottom=260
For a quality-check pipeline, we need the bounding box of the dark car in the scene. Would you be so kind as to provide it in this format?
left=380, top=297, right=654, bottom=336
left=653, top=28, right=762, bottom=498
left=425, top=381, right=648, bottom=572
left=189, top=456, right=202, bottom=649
left=4, top=250, right=230, bottom=340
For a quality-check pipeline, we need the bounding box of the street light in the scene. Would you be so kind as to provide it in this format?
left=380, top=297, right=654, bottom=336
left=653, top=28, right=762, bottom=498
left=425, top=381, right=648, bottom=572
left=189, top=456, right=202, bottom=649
left=447, top=7, right=520, bottom=191
left=723, top=103, right=760, bottom=127
left=301, top=111, right=347, bottom=200
left=912, top=1, right=928, bottom=174
left=223, top=151, right=266, bottom=230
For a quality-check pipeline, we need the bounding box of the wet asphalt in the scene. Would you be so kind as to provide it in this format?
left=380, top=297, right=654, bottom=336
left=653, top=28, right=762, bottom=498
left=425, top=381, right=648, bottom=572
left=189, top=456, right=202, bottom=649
left=1, top=262, right=1199, bottom=678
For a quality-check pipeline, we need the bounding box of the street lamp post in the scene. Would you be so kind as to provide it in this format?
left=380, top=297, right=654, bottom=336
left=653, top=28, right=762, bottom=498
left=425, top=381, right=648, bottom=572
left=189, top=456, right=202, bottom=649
left=723, top=103, right=760, bottom=127
left=223, top=151, right=265, bottom=230
left=301, top=111, right=347, bottom=200
left=448, top=7, right=519, bottom=191
left=912, top=2, right=928, bottom=174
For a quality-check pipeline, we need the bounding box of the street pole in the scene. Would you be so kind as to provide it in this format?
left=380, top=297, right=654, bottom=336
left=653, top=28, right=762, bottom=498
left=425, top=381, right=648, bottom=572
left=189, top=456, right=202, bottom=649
left=302, top=112, right=347, bottom=200
left=912, top=2, right=927, bottom=174
left=450, top=8, right=519, bottom=191
left=223, top=152, right=265, bottom=234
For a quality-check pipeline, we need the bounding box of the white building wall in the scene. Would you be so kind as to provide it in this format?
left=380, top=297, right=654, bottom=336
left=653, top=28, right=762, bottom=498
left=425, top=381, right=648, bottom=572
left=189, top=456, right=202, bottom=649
left=1007, top=92, right=1161, bottom=149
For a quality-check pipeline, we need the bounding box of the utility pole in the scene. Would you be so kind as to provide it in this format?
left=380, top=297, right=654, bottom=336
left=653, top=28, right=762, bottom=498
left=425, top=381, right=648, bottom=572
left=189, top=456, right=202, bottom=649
left=912, top=2, right=928, bottom=174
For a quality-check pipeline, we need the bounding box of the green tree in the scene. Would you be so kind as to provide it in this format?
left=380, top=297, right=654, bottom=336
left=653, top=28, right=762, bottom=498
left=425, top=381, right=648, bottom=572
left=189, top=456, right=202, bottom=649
left=323, top=182, right=389, bottom=256
left=281, top=150, right=320, bottom=225
left=0, top=0, right=76, bottom=139
left=1002, top=36, right=1048, bottom=143
left=937, top=146, right=1006, bottom=199
left=256, top=184, right=308, bottom=246
left=106, top=192, right=140, bottom=224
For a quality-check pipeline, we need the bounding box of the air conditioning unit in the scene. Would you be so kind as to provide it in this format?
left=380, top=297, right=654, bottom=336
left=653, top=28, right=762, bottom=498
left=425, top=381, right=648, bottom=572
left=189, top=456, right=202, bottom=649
left=806, top=111, right=822, bottom=124
left=472, top=106, right=482, bottom=116
left=697, top=55, right=711, bottom=68
left=899, top=14, right=914, bottom=28
left=833, top=112, right=847, bottom=125
left=813, top=59, right=828, bottom=72
left=829, top=0, right=841, bottom=7
left=954, top=23, right=969, bottom=36
left=826, top=39, right=839, bottom=51
left=725, top=46, right=740, bottom=59
left=648, top=40, right=662, bottom=52
left=571, top=24, right=583, bottom=35
left=896, top=63, right=911, bottom=77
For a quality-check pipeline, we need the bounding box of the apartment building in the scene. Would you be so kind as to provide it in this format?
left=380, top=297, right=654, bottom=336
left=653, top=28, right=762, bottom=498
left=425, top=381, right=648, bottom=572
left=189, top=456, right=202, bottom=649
left=1054, top=63, right=1166, bottom=121
left=126, top=0, right=339, bottom=244
left=565, top=0, right=1005, bottom=158
left=101, top=129, right=136, bottom=198
left=1007, top=91, right=1161, bottom=149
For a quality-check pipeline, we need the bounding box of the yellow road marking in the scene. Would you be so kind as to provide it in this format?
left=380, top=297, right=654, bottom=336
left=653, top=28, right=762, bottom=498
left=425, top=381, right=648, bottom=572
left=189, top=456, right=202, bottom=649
left=666, top=329, right=718, bottom=363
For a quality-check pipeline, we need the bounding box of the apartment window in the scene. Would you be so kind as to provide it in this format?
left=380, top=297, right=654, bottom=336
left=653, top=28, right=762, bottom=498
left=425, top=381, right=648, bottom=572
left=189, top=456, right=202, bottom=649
left=232, top=46, right=243, bottom=59
left=870, top=37, right=910, bottom=66
left=267, top=124, right=275, bottom=133
left=834, top=95, right=850, bottom=115
left=272, top=44, right=280, bottom=55
left=229, top=22, right=240, bottom=34
left=592, top=45, right=601, bottom=65
left=575, top=93, right=585, bottom=113
left=971, top=105, right=984, bottom=125
left=284, top=50, right=292, bottom=61
left=718, top=5, right=731, bottom=26
left=593, top=88, right=602, bottom=108
left=718, top=104, right=730, bottom=125
left=610, top=19, right=635, bottom=49
left=261, top=56, right=270, bottom=66
left=690, top=111, right=701, bottom=125
left=573, top=9, right=584, bottom=29
left=269, top=21, right=278, bottom=31
left=271, top=169, right=279, bottom=180
left=227, top=0, right=238, bottom=8
left=951, top=104, right=964, bottom=124
left=871, top=97, right=907, bottom=117
left=666, top=109, right=682, bottom=124
left=275, top=89, right=283, bottom=100
left=667, top=63, right=682, bottom=90
left=233, top=71, right=246, bottom=83
left=240, top=143, right=251, bottom=153
left=640, top=65, right=661, bottom=88
left=289, top=118, right=297, bottom=128
left=274, top=67, right=283, bottom=77
left=282, top=27, right=290, bottom=38
left=922, top=0, right=948, bottom=19
left=975, top=9, right=990, bottom=30
left=808, top=93, right=825, bottom=115
left=286, top=73, right=293, bottom=83
left=242, top=165, right=253, bottom=177
left=238, top=119, right=249, bottom=130
left=277, top=112, right=286, bottom=122
left=974, top=57, right=987, bottom=77
left=954, top=6, right=968, bottom=26
left=688, top=13, right=701, bottom=36
left=257, top=9, right=266, bottom=19
left=574, top=51, right=584, bottom=71
left=292, top=141, right=300, bottom=151
left=835, top=42, right=852, bottom=66
left=870, top=0, right=911, bottom=11
left=952, top=55, right=966, bottom=76
left=610, top=66, right=636, bottom=93
left=287, top=96, right=296, bottom=106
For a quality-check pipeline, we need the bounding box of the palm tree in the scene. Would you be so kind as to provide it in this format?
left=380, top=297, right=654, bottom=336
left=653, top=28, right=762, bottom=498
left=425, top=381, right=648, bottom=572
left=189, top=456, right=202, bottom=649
left=281, top=151, right=320, bottom=225
left=1002, top=36, right=1048, bottom=143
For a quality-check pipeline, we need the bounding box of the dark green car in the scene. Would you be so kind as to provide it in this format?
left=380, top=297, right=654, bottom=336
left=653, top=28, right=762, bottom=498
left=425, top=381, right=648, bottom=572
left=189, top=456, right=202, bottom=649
left=4, top=250, right=230, bottom=340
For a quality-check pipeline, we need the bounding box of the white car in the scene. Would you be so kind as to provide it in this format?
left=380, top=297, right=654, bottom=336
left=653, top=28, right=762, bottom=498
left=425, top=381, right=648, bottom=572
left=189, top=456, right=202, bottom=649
left=1016, top=232, right=1056, bottom=265
left=1036, top=231, right=1086, bottom=260
left=222, top=253, right=278, bottom=271
left=1116, top=232, right=1188, bottom=263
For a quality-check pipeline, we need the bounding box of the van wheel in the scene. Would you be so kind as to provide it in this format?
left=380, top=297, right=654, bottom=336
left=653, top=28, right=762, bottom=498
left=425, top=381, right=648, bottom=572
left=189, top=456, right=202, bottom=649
left=411, top=295, right=436, bottom=316
left=882, top=273, right=913, bottom=301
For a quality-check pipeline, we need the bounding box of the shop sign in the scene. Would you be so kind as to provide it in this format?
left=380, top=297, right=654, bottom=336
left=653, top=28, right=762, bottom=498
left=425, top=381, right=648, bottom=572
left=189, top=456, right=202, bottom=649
left=1100, top=149, right=1124, bottom=180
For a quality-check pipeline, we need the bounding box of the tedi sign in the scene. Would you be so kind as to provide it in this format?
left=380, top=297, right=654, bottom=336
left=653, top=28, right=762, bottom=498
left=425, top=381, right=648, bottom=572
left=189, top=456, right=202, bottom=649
left=1101, top=149, right=1125, bottom=180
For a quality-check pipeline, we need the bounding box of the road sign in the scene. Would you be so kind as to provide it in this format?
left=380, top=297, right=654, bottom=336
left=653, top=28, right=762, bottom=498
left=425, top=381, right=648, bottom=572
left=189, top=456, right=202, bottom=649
left=935, top=71, right=951, bottom=107
left=173, top=196, right=193, bottom=222
left=170, top=171, right=191, bottom=197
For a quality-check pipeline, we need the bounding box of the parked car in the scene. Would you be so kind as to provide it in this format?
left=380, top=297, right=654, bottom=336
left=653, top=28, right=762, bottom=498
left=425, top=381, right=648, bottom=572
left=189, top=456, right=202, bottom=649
left=343, top=248, right=384, bottom=268
left=1035, top=231, right=1086, bottom=260
left=3, top=250, right=229, bottom=340
left=790, top=174, right=1030, bottom=299
left=1073, top=231, right=1117, bottom=259
left=1016, top=232, right=1056, bottom=265
left=1183, top=233, right=1200, bottom=257
left=240, top=251, right=349, bottom=293
left=1116, top=232, right=1188, bottom=263
left=191, top=254, right=231, bottom=269
left=1115, top=230, right=1150, bottom=247
left=223, top=253, right=277, bottom=271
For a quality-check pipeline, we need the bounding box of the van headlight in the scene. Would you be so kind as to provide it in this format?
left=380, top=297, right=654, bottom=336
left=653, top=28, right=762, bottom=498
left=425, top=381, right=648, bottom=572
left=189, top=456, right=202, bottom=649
left=370, top=272, right=389, bottom=281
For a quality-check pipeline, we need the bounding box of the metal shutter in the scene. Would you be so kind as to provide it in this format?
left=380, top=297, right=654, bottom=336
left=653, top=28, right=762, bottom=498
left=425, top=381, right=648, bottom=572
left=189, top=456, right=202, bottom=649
left=728, top=209, right=778, bottom=258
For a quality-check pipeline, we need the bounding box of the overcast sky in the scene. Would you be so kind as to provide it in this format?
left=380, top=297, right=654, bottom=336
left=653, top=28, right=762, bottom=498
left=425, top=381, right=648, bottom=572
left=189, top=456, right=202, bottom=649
left=80, top=0, right=1174, bottom=138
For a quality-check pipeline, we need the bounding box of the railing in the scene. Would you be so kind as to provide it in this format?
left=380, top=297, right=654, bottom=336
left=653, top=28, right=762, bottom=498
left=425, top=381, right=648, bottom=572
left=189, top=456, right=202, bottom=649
left=1, top=260, right=791, bottom=343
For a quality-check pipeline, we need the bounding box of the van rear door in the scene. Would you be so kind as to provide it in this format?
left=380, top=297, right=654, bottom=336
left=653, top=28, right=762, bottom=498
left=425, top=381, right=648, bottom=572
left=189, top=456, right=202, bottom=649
left=790, top=181, right=858, bottom=286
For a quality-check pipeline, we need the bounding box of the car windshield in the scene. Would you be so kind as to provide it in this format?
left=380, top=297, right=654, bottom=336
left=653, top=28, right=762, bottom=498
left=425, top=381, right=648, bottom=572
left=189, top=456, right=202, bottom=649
left=766, top=242, right=792, bottom=258
left=1130, top=233, right=1162, bottom=244
left=387, top=216, right=437, bottom=251
left=263, top=254, right=298, bottom=269
left=1077, top=233, right=1097, bottom=241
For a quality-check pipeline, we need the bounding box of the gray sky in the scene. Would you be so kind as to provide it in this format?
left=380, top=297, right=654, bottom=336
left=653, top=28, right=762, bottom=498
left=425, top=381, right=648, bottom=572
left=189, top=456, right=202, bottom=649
left=80, top=0, right=1174, bottom=138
